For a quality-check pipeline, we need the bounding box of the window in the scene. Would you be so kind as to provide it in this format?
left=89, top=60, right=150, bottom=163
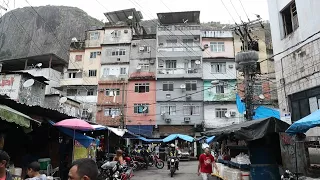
left=90, top=52, right=97, bottom=58
left=166, top=39, right=177, bottom=47
left=134, top=83, right=150, bottom=93
left=165, top=60, right=177, bottom=69
left=66, top=89, right=77, bottom=96
left=211, top=62, right=226, bottom=73
left=253, top=84, right=263, bottom=95
left=139, top=46, right=151, bottom=52
left=183, top=39, right=193, bottom=46
left=104, top=108, right=121, bottom=116
left=183, top=104, right=200, bottom=115
left=112, top=30, right=121, bottom=38
left=216, top=108, right=228, bottom=118
left=185, top=80, right=197, bottom=91
left=134, top=104, right=149, bottom=114
left=160, top=105, right=176, bottom=115
left=281, top=1, right=299, bottom=37
left=88, top=70, right=97, bottom=77
left=103, top=68, right=110, bottom=77
left=89, top=32, right=100, bottom=40
left=162, top=81, right=174, bottom=91
left=210, top=42, right=225, bottom=52
left=87, top=89, right=94, bottom=96
left=111, top=49, right=126, bottom=56
left=106, top=89, right=120, bottom=96
left=69, top=73, right=76, bottom=78
left=75, top=55, right=82, bottom=61
left=120, top=67, right=127, bottom=75
left=139, top=63, right=150, bottom=71
left=216, top=85, right=225, bottom=94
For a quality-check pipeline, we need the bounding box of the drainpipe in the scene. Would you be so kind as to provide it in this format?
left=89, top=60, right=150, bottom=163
left=0, top=63, right=2, bottom=72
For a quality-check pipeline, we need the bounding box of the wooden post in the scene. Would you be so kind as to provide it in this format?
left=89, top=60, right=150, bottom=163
left=49, top=55, right=53, bottom=68
left=24, top=59, right=28, bottom=70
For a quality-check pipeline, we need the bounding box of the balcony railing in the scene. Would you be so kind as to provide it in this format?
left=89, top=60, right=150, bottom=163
left=157, top=25, right=201, bottom=31
left=158, top=46, right=202, bottom=52
left=157, top=68, right=201, bottom=75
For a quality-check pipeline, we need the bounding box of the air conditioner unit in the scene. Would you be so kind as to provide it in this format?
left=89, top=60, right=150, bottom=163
left=184, top=117, right=191, bottom=122
left=165, top=118, right=171, bottom=123
left=124, top=29, right=128, bottom=33
left=230, top=111, right=236, bottom=117
left=158, top=43, right=164, bottom=46
left=97, top=51, right=101, bottom=55
left=229, top=64, right=234, bottom=68
left=97, top=107, right=102, bottom=111
left=150, top=59, right=155, bottom=64
left=186, top=94, right=192, bottom=100
left=139, top=47, right=145, bottom=52
left=204, top=44, right=209, bottom=49
left=132, top=42, right=137, bottom=47
left=194, top=37, right=200, bottom=41
left=99, top=89, right=104, bottom=92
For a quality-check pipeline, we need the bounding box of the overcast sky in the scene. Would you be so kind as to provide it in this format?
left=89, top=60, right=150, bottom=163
left=2, top=0, right=269, bottom=23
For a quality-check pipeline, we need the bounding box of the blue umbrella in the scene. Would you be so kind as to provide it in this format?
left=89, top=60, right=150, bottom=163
left=286, top=109, right=320, bottom=134
left=163, top=134, right=194, bottom=142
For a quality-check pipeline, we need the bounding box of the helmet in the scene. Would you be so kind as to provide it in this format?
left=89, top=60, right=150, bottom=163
left=170, top=143, right=175, bottom=148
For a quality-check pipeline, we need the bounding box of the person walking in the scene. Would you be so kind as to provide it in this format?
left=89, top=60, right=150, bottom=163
left=197, top=147, right=219, bottom=180
left=0, top=150, right=12, bottom=180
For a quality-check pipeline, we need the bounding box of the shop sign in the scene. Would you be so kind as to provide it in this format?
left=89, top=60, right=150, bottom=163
left=0, top=75, right=21, bottom=100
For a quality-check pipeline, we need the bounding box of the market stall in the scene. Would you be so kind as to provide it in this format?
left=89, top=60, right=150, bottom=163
left=203, top=117, right=289, bottom=180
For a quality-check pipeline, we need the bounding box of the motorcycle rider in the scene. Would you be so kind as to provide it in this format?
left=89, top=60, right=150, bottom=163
left=140, top=145, right=150, bottom=167
left=167, top=143, right=179, bottom=170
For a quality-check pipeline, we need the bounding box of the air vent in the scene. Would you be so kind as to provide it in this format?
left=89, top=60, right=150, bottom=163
left=97, top=51, right=101, bottom=55
left=165, top=118, right=171, bottom=122
left=229, top=64, right=234, bottom=68
left=124, top=29, right=128, bottom=33
left=184, top=117, right=190, bottom=122
left=132, top=42, right=137, bottom=47
left=117, top=58, right=121, bottom=61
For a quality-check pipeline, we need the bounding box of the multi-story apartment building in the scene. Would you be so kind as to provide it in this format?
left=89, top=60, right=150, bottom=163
left=60, top=28, right=104, bottom=122
left=126, top=35, right=157, bottom=137
left=201, top=31, right=241, bottom=128
left=155, top=11, right=204, bottom=136
left=234, top=22, right=278, bottom=110
left=267, top=0, right=320, bottom=135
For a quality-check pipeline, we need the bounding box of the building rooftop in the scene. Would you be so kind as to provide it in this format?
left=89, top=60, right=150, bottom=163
left=104, top=8, right=143, bottom=24
left=157, top=11, right=200, bottom=25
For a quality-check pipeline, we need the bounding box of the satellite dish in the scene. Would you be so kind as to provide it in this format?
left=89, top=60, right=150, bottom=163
left=23, top=79, right=34, bottom=88
left=225, top=112, right=231, bottom=118
left=136, top=66, right=141, bottom=70
left=128, top=16, right=133, bottom=20
left=59, top=97, right=68, bottom=103
left=87, top=108, right=93, bottom=113
left=195, top=60, right=201, bottom=65
left=35, top=63, right=42, bottom=68
left=259, top=94, right=265, bottom=99
left=180, top=84, right=186, bottom=89
left=211, top=80, right=219, bottom=85
left=71, top=37, right=78, bottom=42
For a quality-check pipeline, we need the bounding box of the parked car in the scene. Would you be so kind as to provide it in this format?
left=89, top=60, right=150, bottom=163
left=178, top=148, right=190, bottom=161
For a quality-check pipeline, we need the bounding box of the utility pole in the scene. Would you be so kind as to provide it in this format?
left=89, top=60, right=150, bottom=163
left=120, top=81, right=125, bottom=129
left=234, top=18, right=262, bottom=121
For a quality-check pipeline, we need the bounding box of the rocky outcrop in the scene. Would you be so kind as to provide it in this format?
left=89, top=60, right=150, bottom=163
left=0, top=5, right=103, bottom=60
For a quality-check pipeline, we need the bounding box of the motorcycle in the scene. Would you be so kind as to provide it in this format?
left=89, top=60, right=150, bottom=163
left=168, top=157, right=178, bottom=177
left=99, top=161, right=133, bottom=180
left=123, top=156, right=139, bottom=171
left=132, top=155, right=148, bottom=170
left=149, top=154, right=164, bottom=169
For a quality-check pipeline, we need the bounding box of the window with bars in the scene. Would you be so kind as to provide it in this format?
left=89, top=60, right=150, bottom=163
left=120, top=67, right=127, bottom=75
left=165, top=60, right=177, bottom=69
left=215, top=108, right=228, bottom=118
left=183, top=104, right=200, bottom=115
left=139, top=63, right=150, bottom=71
left=69, top=73, right=76, bottom=78
left=210, top=42, right=225, bottom=52
left=211, top=62, right=226, bottom=73
left=105, top=89, right=120, bottom=96
left=185, top=80, right=197, bottom=91
left=112, top=30, right=121, bottom=38
left=111, top=49, right=126, bottom=56
left=162, top=81, right=174, bottom=91
left=216, top=85, right=225, bottom=94
left=134, top=83, right=150, bottom=93
left=281, top=1, right=299, bottom=37
left=87, top=89, right=94, bottom=96
left=89, top=32, right=100, bottom=40
left=104, top=108, right=121, bottom=116
left=160, top=104, right=176, bottom=115
left=102, top=68, right=110, bottom=77
left=90, top=52, right=97, bottom=58
left=134, top=104, right=149, bottom=114
left=88, top=70, right=97, bottom=77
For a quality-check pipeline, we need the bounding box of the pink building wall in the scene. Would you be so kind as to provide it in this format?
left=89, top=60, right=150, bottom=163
left=202, top=38, right=234, bottom=58
left=126, top=80, right=156, bottom=126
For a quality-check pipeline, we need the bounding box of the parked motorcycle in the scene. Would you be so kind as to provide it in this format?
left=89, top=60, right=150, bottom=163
left=99, top=161, right=133, bottom=180
left=149, top=154, right=164, bottom=169
left=132, top=155, right=148, bottom=170
left=124, top=156, right=138, bottom=171
left=168, top=157, right=178, bottom=177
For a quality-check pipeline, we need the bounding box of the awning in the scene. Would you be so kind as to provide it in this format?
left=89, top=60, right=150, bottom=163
left=286, top=109, right=320, bottom=134
left=127, top=125, right=153, bottom=137
left=253, top=106, right=280, bottom=120
left=0, top=104, right=40, bottom=128
left=202, top=117, right=290, bottom=141
left=135, top=136, right=163, bottom=143
left=163, top=134, right=194, bottom=142
left=206, top=136, right=215, bottom=144
left=49, top=120, right=94, bottom=148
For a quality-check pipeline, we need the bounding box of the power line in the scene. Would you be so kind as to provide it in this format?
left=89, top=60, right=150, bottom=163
left=229, top=0, right=243, bottom=22
left=238, top=0, right=250, bottom=21
left=220, top=0, right=237, bottom=24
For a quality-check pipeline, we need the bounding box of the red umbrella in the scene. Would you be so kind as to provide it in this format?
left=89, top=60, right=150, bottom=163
left=54, top=118, right=94, bottom=130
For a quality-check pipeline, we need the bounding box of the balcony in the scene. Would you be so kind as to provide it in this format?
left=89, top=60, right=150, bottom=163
left=60, top=78, right=83, bottom=86
left=157, top=68, right=202, bottom=78
left=100, top=75, right=128, bottom=82
left=67, top=95, right=97, bottom=103
left=157, top=46, right=202, bottom=57
left=157, top=25, right=201, bottom=36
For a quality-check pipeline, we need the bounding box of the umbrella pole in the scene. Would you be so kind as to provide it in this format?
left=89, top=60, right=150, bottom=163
left=72, top=129, right=75, bottom=162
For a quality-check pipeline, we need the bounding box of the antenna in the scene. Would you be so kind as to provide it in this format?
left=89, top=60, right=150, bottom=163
left=23, top=79, right=35, bottom=88
left=59, top=97, right=68, bottom=104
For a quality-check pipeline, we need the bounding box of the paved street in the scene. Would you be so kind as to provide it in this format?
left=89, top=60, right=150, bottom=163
left=132, top=161, right=207, bottom=180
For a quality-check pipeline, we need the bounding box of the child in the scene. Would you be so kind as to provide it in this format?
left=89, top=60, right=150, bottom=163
left=26, top=162, right=46, bottom=180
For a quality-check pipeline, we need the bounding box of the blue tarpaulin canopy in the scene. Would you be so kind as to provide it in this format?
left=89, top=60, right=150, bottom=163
left=49, top=120, right=94, bottom=148
left=136, top=136, right=163, bottom=143
left=286, top=109, right=320, bottom=134
left=236, top=94, right=245, bottom=114
left=163, top=134, right=194, bottom=142
left=253, top=106, right=280, bottom=120
left=206, top=136, right=215, bottom=144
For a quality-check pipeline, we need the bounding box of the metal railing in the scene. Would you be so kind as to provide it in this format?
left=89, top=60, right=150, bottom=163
left=157, top=68, right=201, bottom=75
